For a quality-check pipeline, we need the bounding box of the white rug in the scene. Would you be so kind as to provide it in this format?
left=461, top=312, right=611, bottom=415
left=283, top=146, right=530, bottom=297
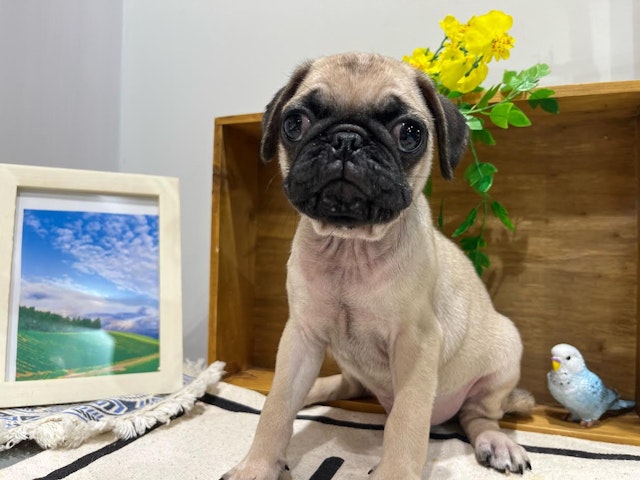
left=3, top=380, right=640, bottom=480
left=0, top=361, right=226, bottom=452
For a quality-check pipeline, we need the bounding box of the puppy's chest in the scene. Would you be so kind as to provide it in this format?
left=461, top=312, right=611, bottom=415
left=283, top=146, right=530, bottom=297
left=301, top=236, right=397, bottom=293
left=326, top=301, right=392, bottom=375
left=299, top=254, right=396, bottom=371
left=295, top=237, right=407, bottom=374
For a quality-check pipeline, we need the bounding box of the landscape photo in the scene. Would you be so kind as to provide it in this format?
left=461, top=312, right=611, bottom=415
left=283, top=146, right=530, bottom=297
left=13, top=207, right=161, bottom=381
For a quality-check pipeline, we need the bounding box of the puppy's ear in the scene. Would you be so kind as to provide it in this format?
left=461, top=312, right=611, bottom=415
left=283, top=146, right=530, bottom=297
left=415, top=73, right=469, bottom=180
left=260, top=61, right=312, bottom=163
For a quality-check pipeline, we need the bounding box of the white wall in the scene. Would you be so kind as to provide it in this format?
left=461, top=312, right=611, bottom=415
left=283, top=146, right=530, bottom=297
left=0, top=0, right=122, bottom=171
left=2, top=1, right=638, bottom=362
left=121, top=0, right=638, bottom=362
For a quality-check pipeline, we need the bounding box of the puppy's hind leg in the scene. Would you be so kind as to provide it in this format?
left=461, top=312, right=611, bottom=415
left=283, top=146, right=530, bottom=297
left=459, top=376, right=534, bottom=475
left=304, top=373, right=367, bottom=406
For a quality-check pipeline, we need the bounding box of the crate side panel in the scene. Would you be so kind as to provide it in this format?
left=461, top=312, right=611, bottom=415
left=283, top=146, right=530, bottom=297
left=213, top=126, right=261, bottom=373
left=636, top=112, right=640, bottom=405
left=431, top=111, right=638, bottom=404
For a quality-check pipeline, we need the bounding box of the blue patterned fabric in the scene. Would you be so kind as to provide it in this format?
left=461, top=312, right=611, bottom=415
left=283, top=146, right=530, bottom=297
left=0, top=393, right=166, bottom=430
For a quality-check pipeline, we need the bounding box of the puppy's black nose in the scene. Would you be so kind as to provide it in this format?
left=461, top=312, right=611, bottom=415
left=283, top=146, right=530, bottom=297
left=331, top=131, right=364, bottom=152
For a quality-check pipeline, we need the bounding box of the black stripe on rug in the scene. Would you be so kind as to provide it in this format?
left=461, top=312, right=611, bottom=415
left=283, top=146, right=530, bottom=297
left=309, top=456, right=345, bottom=480
left=201, top=393, right=640, bottom=462
left=33, top=408, right=189, bottom=480
left=34, top=393, right=640, bottom=479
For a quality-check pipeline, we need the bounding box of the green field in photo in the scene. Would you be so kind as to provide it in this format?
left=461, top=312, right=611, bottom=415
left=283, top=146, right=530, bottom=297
left=16, top=329, right=160, bottom=381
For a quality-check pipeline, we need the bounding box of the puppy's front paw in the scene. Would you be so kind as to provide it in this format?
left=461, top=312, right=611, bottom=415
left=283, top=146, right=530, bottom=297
left=220, top=459, right=290, bottom=480
left=474, top=431, right=532, bottom=475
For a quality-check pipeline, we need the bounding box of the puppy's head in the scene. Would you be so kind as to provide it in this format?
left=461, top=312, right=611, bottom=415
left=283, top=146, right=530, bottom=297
left=262, top=53, right=468, bottom=240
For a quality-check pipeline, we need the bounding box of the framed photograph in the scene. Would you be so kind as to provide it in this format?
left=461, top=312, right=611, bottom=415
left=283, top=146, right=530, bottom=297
left=0, top=163, right=183, bottom=407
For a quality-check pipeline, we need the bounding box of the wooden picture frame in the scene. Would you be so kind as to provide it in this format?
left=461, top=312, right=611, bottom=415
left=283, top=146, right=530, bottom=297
left=0, top=163, right=183, bottom=407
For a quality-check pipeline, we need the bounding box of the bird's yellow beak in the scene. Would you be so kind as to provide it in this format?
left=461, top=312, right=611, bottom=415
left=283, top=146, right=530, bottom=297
left=552, top=359, right=561, bottom=371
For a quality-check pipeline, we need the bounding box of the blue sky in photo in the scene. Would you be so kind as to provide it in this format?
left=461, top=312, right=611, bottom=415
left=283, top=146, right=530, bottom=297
left=18, top=210, right=160, bottom=338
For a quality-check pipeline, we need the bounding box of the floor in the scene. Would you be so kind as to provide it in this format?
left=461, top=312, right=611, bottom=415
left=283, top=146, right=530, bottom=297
left=0, top=441, right=42, bottom=469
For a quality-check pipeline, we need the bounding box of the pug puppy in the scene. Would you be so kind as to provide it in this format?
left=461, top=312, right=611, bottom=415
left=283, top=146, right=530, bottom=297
left=222, top=52, right=534, bottom=480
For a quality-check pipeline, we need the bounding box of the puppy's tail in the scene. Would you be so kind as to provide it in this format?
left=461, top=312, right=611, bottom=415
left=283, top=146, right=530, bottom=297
left=502, top=388, right=535, bottom=417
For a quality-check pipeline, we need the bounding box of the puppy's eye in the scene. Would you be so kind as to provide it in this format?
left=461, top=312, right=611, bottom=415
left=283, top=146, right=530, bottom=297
left=282, top=113, right=310, bottom=142
left=393, top=120, right=424, bottom=153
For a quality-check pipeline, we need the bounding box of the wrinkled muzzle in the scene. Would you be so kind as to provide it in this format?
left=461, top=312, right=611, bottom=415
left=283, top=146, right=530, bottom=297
left=284, top=125, right=413, bottom=227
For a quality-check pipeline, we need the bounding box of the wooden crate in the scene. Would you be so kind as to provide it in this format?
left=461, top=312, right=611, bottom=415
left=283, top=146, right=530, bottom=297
left=209, top=81, right=640, bottom=444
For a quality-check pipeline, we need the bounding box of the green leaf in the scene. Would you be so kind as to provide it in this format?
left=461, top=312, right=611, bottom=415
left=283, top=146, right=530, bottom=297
left=490, top=200, right=515, bottom=231
left=452, top=207, right=478, bottom=238
left=527, top=63, right=551, bottom=80
left=476, top=84, right=501, bottom=109
left=529, top=97, right=559, bottom=114
left=467, top=248, right=491, bottom=276
left=529, top=88, right=555, bottom=100
left=423, top=175, right=433, bottom=197
left=437, top=198, right=444, bottom=231
left=464, top=162, right=497, bottom=193
left=465, top=114, right=484, bottom=131
left=502, top=70, right=517, bottom=90
left=460, top=235, right=486, bottom=251
left=528, top=87, right=559, bottom=114
left=502, top=64, right=552, bottom=95
left=507, top=105, right=531, bottom=127
left=471, top=128, right=496, bottom=146
left=489, top=102, right=513, bottom=129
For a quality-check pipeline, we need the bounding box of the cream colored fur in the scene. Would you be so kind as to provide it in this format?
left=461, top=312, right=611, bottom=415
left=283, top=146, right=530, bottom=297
left=222, top=53, right=533, bottom=480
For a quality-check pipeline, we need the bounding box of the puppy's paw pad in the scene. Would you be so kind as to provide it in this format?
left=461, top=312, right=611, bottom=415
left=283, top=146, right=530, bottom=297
left=475, top=432, right=531, bottom=475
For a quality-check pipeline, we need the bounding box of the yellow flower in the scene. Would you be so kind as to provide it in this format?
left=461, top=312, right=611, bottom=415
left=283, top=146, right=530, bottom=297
left=440, top=15, right=467, bottom=43
left=466, top=10, right=515, bottom=61
left=437, top=53, right=468, bottom=91
left=436, top=45, right=487, bottom=93
left=403, top=47, right=439, bottom=76
left=404, top=9, right=515, bottom=92
left=490, top=34, right=515, bottom=61
left=458, top=61, right=488, bottom=92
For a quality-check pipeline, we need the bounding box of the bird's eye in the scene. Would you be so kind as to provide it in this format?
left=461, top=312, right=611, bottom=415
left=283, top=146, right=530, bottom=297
left=393, top=119, right=425, bottom=153
left=282, top=112, right=310, bottom=142
left=566, top=356, right=571, bottom=361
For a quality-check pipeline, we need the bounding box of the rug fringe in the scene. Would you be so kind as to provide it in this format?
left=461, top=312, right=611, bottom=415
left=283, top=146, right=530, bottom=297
left=0, top=361, right=225, bottom=451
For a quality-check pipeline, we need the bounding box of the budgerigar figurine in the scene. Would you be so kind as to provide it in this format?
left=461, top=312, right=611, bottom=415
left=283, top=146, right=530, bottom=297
left=547, top=343, right=636, bottom=427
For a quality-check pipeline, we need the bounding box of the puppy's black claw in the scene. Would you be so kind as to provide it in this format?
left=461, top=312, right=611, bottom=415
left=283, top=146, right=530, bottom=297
left=283, top=464, right=290, bottom=471
left=526, top=461, right=532, bottom=470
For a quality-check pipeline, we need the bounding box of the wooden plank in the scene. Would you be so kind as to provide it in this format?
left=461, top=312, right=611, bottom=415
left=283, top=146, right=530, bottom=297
left=429, top=103, right=639, bottom=404
left=224, top=370, right=640, bottom=445
left=209, top=125, right=261, bottom=374
left=208, top=122, right=223, bottom=363
left=215, top=113, right=263, bottom=126
left=501, top=406, right=640, bottom=447
left=636, top=112, right=640, bottom=406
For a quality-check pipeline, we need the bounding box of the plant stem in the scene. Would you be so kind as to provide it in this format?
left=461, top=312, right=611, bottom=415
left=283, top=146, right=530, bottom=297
left=464, top=83, right=525, bottom=116
left=431, top=37, right=448, bottom=60
left=468, top=138, right=488, bottom=237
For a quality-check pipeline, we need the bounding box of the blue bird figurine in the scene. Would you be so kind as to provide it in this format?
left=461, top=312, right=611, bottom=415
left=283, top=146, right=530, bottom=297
left=547, top=343, right=636, bottom=427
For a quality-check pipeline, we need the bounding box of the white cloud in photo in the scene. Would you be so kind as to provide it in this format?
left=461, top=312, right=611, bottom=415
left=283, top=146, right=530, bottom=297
left=50, top=213, right=159, bottom=299
left=19, top=277, right=159, bottom=336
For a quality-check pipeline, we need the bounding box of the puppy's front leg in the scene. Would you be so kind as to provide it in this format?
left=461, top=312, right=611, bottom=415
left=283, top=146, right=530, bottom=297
left=222, top=320, right=325, bottom=480
left=372, top=322, right=442, bottom=479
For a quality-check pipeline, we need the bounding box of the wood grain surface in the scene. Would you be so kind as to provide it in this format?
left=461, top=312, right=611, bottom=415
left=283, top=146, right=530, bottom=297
left=208, top=81, right=640, bottom=440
